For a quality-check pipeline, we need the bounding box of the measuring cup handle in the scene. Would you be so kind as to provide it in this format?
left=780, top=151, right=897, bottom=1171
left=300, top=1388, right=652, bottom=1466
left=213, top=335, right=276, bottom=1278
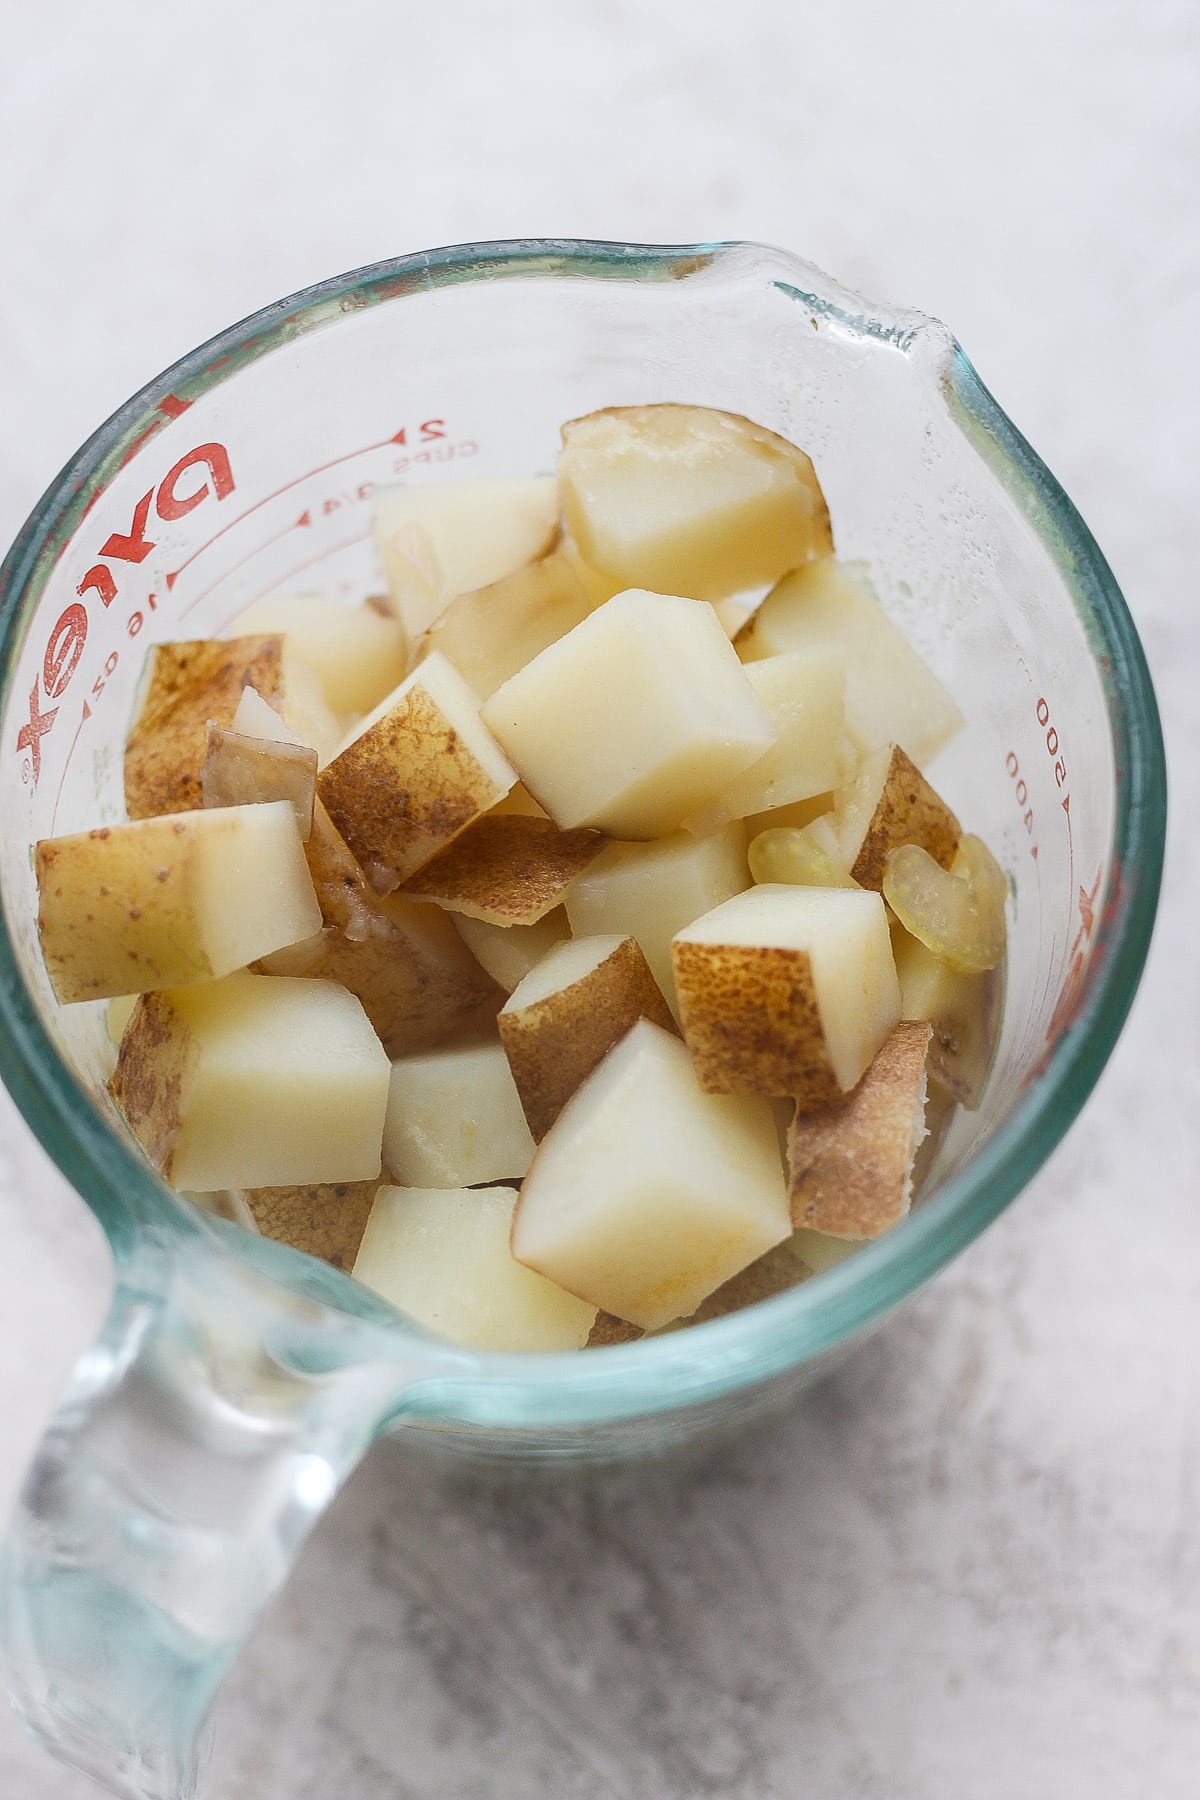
left=0, top=1231, right=421, bottom=1800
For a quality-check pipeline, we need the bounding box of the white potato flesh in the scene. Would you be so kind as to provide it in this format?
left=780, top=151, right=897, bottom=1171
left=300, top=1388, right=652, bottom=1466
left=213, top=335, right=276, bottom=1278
left=892, top=924, right=999, bottom=1107
left=231, top=684, right=308, bottom=747
left=354, top=1185, right=597, bottom=1351
left=673, top=884, right=901, bottom=1099
left=232, top=595, right=408, bottom=717
left=564, top=825, right=749, bottom=1013
left=373, top=477, right=560, bottom=646
left=481, top=591, right=774, bottom=839
left=421, top=548, right=594, bottom=700
left=737, top=560, right=964, bottom=768
left=317, top=651, right=517, bottom=889
left=383, top=1041, right=536, bottom=1187
left=788, top=1228, right=864, bottom=1274
left=453, top=909, right=570, bottom=993
left=558, top=405, right=832, bottom=602
left=499, top=934, right=676, bottom=1140
left=512, top=1020, right=791, bottom=1330
left=683, top=648, right=851, bottom=834
left=35, top=802, right=322, bottom=1004
left=112, top=971, right=389, bottom=1191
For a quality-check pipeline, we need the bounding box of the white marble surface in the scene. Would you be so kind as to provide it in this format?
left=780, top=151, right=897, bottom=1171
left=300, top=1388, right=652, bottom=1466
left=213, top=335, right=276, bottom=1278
left=0, top=2, right=1195, bottom=1794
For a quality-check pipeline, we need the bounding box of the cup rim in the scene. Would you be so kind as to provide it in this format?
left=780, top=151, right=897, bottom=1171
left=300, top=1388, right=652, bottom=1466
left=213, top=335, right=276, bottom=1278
left=0, top=238, right=1167, bottom=1426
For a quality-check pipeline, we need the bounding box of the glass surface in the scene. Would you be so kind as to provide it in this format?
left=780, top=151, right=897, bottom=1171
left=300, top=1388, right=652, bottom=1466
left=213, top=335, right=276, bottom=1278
left=0, top=241, right=1166, bottom=1798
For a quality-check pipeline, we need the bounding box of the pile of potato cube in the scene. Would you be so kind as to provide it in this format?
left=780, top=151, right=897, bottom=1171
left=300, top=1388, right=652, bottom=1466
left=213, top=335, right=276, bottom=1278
left=34, top=405, right=1005, bottom=1352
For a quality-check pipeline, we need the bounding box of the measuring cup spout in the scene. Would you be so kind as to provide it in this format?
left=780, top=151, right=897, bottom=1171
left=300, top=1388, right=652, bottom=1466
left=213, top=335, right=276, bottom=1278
left=0, top=1228, right=441, bottom=1800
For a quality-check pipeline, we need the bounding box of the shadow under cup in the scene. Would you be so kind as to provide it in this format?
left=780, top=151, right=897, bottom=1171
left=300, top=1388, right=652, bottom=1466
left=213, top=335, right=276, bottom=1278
left=0, top=238, right=1165, bottom=1438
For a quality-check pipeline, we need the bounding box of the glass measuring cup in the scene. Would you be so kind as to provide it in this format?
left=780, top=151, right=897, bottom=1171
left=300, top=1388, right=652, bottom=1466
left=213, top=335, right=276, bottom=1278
left=0, top=240, right=1165, bottom=1800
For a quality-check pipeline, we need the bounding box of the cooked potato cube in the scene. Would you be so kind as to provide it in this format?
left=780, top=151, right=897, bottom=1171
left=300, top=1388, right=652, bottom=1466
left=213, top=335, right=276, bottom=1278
left=683, top=649, right=851, bottom=834
left=737, top=560, right=964, bottom=768
left=481, top=592, right=774, bottom=839
left=787, top=1021, right=932, bottom=1237
left=743, top=791, right=836, bottom=839
left=686, top=1239, right=809, bottom=1323
left=564, top=825, right=749, bottom=1013
left=110, top=971, right=390, bottom=1191
left=421, top=548, right=593, bottom=700
left=558, top=404, right=832, bottom=601
left=354, top=1185, right=597, bottom=1351
left=836, top=745, right=961, bottom=890
left=258, top=801, right=504, bottom=1056
left=231, top=594, right=408, bottom=716
left=585, top=1312, right=644, bottom=1348
left=241, top=1176, right=385, bottom=1270
left=125, top=636, right=339, bottom=818
left=499, top=934, right=676, bottom=1139
left=892, top=923, right=1001, bottom=1108
left=512, top=1020, right=791, bottom=1330
left=106, top=994, right=138, bottom=1044
left=400, top=814, right=603, bottom=925
left=317, top=650, right=516, bottom=889
left=383, top=1041, right=535, bottom=1187
left=202, top=725, right=318, bottom=836
left=373, top=477, right=559, bottom=646
left=672, top=884, right=901, bottom=1104
left=36, top=802, right=321, bottom=1004
left=452, top=909, right=570, bottom=993
left=230, top=683, right=308, bottom=746
left=788, top=1229, right=863, bottom=1274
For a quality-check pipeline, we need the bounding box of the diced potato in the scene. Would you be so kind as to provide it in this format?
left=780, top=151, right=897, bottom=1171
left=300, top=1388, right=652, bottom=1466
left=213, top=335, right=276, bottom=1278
left=257, top=801, right=504, bottom=1056
left=373, top=477, right=560, bottom=646
left=241, top=1176, right=384, bottom=1270
left=560, top=535, right=626, bottom=607
left=788, top=1228, right=863, bottom=1275
left=488, top=782, right=548, bottom=819
left=585, top=1312, right=644, bottom=1348
left=453, top=909, right=570, bottom=993
left=124, top=636, right=339, bottom=818
left=421, top=548, right=593, bottom=700
left=36, top=802, right=321, bottom=1004
left=748, top=825, right=858, bottom=890
left=110, top=971, right=390, bottom=1191
left=481, top=592, right=774, bottom=839
left=672, top=884, right=901, bottom=1104
left=686, top=1239, right=808, bottom=1323
left=564, top=825, right=749, bottom=1013
left=231, top=684, right=307, bottom=746
left=743, top=791, right=835, bottom=838
left=317, top=650, right=516, bottom=890
left=884, top=834, right=1008, bottom=974
left=400, top=814, right=603, bottom=925
left=892, top=922, right=1002, bottom=1108
left=231, top=594, right=408, bottom=716
left=837, top=745, right=960, bottom=891
left=106, top=994, right=138, bottom=1044
left=558, top=405, right=832, bottom=601
left=736, top=560, right=964, bottom=767
left=683, top=649, right=851, bottom=834
left=512, top=1020, right=791, bottom=1330
left=499, top=934, right=676, bottom=1139
left=910, top=1079, right=959, bottom=1191
left=787, top=1021, right=932, bottom=1237
left=383, top=1041, right=535, bottom=1187
left=354, top=1185, right=597, bottom=1352
left=202, top=725, right=318, bottom=836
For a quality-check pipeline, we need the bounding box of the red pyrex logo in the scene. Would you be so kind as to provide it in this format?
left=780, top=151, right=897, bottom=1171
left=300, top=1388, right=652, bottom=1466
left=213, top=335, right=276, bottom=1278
left=16, top=443, right=234, bottom=782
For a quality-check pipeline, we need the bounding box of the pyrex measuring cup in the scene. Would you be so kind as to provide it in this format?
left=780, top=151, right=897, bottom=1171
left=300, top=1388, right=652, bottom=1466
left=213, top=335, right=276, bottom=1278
left=0, top=240, right=1165, bottom=1800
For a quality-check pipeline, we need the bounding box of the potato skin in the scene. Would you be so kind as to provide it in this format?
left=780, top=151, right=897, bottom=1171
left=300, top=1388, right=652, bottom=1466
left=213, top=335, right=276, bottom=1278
left=125, top=635, right=289, bottom=818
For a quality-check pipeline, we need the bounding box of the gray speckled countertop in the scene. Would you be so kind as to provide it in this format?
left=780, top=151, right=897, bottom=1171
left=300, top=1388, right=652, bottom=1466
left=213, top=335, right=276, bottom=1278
left=0, top=3, right=1195, bottom=1794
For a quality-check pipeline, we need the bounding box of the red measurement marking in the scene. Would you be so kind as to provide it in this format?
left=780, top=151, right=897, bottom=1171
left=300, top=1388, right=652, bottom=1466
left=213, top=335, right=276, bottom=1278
left=49, top=700, right=93, bottom=835
left=164, top=428, right=407, bottom=591
left=177, top=511, right=312, bottom=621
left=233, top=528, right=374, bottom=620
left=158, top=393, right=192, bottom=420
